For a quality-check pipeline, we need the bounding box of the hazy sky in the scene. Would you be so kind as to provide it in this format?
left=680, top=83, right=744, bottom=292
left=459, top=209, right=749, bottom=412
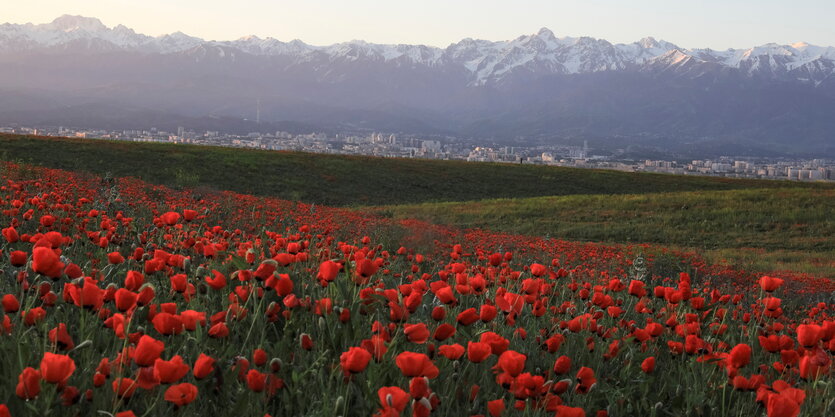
left=6, top=0, right=834, bottom=49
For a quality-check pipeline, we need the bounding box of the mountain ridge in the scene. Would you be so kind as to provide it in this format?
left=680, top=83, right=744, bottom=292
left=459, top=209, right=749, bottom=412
left=2, top=15, right=835, bottom=157
left=3, top=15, right=834, bottom=87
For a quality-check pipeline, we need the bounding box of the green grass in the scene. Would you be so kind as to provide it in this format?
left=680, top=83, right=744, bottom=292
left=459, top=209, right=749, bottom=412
left=1, top=133, right=830, bottom=206
left=375, top=187, right=835, bottom=277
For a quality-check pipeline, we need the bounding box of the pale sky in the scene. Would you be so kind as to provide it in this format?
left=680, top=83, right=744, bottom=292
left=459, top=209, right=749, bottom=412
left=5, top=0, right=834, bottom=49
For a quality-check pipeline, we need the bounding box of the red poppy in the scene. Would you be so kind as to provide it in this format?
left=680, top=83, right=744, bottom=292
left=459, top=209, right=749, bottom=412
left=154, top=355, right=190, bottom=384
left=480, top=304, right=498, bottom=322
left=456, top=308, right=479, bottom=326
left=555, top=405, right=586, bottom=417
left=170, top=274, right=188, bottom=293
left=300, top=334, right=314, bottom=350
left=438, top=344, right=465, bottom=360
left=48, top=323, right=75, bottom=350
left=766, top=392, right=800, bottom=417
left=2, top=294, right=20, bottom=313
left=355, top=258, right=379, bottom=282
left=575, top=367, right=596, bottom=393
left=208, top=322, right=229, bottom=338
left=628, top=280, right=646, bottom=298
left=39, top=352, right=76, bottom=384
left=317, top=260, right=340, bottom=284
left=193, top=354, right=216, bottom=379
left=554, top=355, right=572, bottom=375
left=2, top=226, right=19, bottom=243
left=124, top=270, right=145, bottom=291
left=434, top=286, right=456, bottom=304
left=641, top=357, right=655, bottom=373
left=496, top=292, right=525, bottom=315
left=252, top=261, right=276, bottom=282
left=340, top=347, right=372, bottom=375
left=136, top=365, right=160, bottom=390
left=183, top=209, right=198, bottom=222
left=152, top=313, right=185, bottom=336
left=488, top=399, right=506, bottom=417
left=728, top=343, right=752, bottom=369
left=497, top=350, right=526, bottom=377
left=544, top=334, right=565, bottom=353
left=432, top=323, right=456, bottom=341
left=107, top=252, right=125, bottom=264
left=467, top=341, right=492, bottom=363
left=759, top=276, right=784, bottom=293
left=252, top=348, right=268, bottom=366
left=799, top=349, right=830, bottom=380
left=395, top=352, right=439, bottom=378
left=32, top=247, right=64, bottom=278
left=377, top=386, right=410, bottom=413
left=16, top=367, right=41, bottom=399
left=114, top=289, right=138, bottom=312
left=404, top=323, right=430, bottom=344
left=480, top=332, right=510, bottom=355
left=134, top=335, right=165, bottom=366
left=246, top=369, right=267, bottom=392
left=160, top=211, right=181, bottom=226
left=112, top=378, right=138, bottom=398
left=9, top=251, right=26, bottom=267
left=796, top=324, right=822, bottom=348
left=164, top=383, right=198, bottom=406
left=23, top=307, right=47, bottom=326
left=205, top=270, right=227, bottom=290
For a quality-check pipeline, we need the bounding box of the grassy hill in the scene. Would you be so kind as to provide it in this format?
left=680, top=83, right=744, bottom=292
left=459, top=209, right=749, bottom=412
left=375, top=187, right=835, bottom=277
left=1, top=134, right=830, bottom=206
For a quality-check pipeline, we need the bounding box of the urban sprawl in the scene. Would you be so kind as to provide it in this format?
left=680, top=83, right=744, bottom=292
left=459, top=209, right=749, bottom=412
left=5, top=125, right=833, bottom=182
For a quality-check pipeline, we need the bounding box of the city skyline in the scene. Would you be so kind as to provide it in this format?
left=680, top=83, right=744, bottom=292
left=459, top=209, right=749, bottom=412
left=6, top=0, right=835, bottom=50
left=4, top=123, right=833, bottom=184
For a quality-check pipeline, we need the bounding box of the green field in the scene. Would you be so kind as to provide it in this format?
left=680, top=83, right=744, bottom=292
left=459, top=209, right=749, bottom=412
left=1, top=134, right=829, bottom=206
left=375, top=187, right=835, bottom=277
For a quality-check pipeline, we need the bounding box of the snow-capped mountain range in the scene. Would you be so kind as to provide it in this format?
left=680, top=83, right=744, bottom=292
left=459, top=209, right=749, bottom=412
left=2, top=15, right=834, bottom=86
left=2, top=15, right=835, bottom=157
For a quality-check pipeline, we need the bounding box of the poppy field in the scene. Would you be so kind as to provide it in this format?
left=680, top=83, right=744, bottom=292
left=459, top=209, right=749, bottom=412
left=0, top=161, right=833, bottom=417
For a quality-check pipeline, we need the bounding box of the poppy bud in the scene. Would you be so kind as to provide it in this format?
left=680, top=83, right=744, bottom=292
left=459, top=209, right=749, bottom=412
left=334, top=396, right=344, bottom=411
left=73, top=340, right=93, bottom=351
left=270, top=358, right=283, bottom=373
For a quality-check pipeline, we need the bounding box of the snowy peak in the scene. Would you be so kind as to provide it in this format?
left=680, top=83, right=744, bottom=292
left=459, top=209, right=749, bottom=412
left=536, top=27, right=556, bottom=39
left=650, top=49, right=696, bottom=66
left=155, top=31, right=203, bottom=52
left=48, top=15, right=107, bottom=32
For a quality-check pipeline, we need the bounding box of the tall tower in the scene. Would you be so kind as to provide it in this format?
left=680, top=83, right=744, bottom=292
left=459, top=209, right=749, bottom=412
left=583, top=140, right=589, bottom=159
left=256, top=99, right=261, bottom=125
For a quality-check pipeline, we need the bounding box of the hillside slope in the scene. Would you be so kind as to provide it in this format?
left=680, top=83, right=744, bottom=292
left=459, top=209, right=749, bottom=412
left=3, top=134, right=827, bottom=206
left=376, top=187, right=835, bottom=276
